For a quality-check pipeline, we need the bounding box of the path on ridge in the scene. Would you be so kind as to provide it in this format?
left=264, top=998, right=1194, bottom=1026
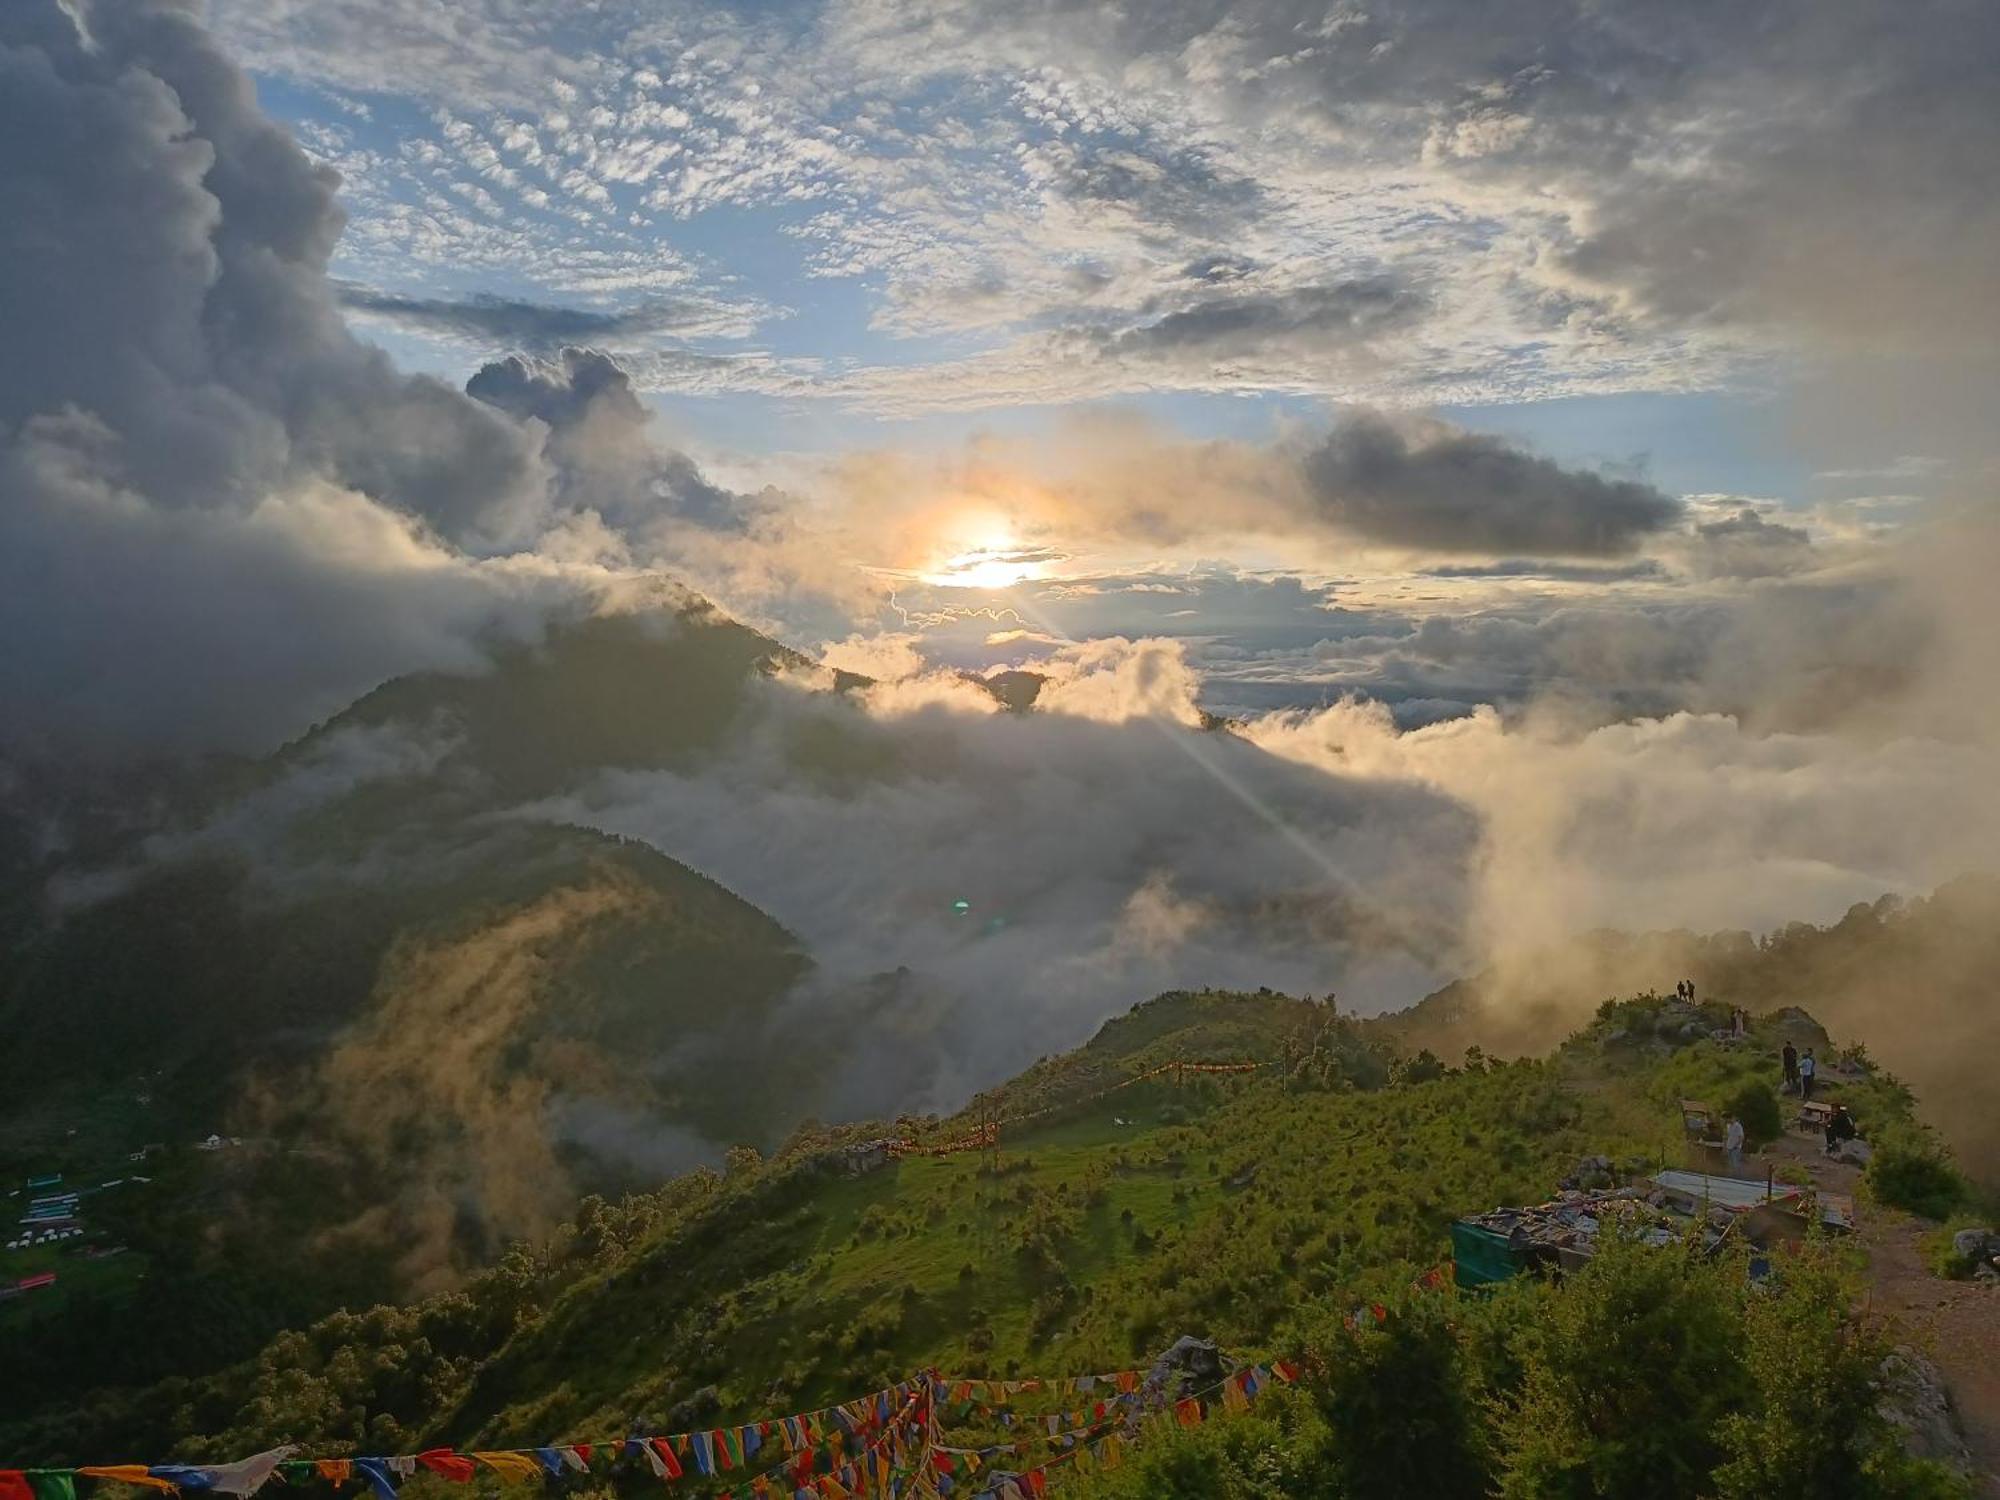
left=1767, top=1134, right=2000, bottom=1497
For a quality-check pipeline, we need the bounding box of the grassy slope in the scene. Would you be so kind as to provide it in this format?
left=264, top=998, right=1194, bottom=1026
left=37, top=987, right=1939, bottom=1479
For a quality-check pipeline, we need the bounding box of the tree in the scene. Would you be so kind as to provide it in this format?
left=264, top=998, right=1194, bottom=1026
left=1496, top=1235, right=1748, bottom=1498
left=1713, top=1247, right=1971, bottom=1499
left=1309, top=1299, right=1487, bottom=1499
left=1725, top=1080, right=1783, bottom=1148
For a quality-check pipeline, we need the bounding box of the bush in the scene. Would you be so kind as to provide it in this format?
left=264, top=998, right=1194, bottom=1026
left=1866, top=1132, right=1966, bottom=1221
left=1305, top=1299, right=1488, bottom=1499
left=1725, top=1081, right=1784, bottom=1148
left=1711, top=1247, right=1918, bottom=1499
left=1495, top=1235, right=1748, bottom=1499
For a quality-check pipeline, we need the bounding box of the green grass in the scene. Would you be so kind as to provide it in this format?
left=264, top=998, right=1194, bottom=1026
left=0, top=987, right=1975, bottom=1494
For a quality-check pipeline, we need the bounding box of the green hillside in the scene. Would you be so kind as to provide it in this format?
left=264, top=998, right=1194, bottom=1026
left=4, top=989, right=1978, bottom=1497
left=1374, top=875, right=2000, bottom=1185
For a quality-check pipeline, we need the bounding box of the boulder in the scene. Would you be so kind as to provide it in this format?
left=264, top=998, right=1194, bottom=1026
left=1876, top=1348, right=1974, bottom=1480
left=663, top=1385, right=722, bottom=1431
left=1146, top=1335, right=1232, bottom=1399
left=1829, top=1139, right=1874, bottom=1166
left=1951, top=1227, right=1996, bottom=1263
left=1571, top=1154, right=1615, bottom=1190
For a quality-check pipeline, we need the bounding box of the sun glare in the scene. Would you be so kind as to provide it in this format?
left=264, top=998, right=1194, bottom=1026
left=919, top=515, right=1048, bottom=589
left=925, top=546, right=1045, bottom=589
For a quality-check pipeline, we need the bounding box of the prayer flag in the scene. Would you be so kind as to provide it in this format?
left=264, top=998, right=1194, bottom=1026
left=644, top=1440, right=682, bottom=1481
left=29, top=1473, right=77, bottom=1500
left=469, top=1455, right=541, bottom=1484
left=351, top=1462, right=398, bottom=1500
left=78, top=1469, right=175, bottom=1493
left=2, top=1473, right=34, bottom=1500
left=313, top=1463, right=351, bottom=1487
left=415, top=1452, right=475, bottom=1484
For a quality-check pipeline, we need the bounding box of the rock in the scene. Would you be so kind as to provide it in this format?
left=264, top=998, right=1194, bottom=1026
left=1572, top=1154, right=1615, bottom=1189
left=1146, top=1335, right=1232, bottom=1399
left=1876, top=1348, right=1974, bottom=1480
left=663, top=1385, right=722, bottom=1430
left=1950, top=1228, right=1994, bottom=1262
left=1830, top=1139, right=1874, bottom=1166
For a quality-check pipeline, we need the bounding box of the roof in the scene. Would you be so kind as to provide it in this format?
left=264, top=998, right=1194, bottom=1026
left=1651, top=1170, right=1797, bottom=1211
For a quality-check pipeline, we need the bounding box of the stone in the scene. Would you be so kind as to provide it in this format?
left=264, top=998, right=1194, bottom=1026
left=1830, top=1139, right=1874, bottom=1166
left=664, top=1385, right=722, bottom=1430
left=1950, top=1228, right=1994, bottom=1262
left=1146, top=1335, right=1231, bottom=1398
left=1876, top=1348, right=1974, bottom=1480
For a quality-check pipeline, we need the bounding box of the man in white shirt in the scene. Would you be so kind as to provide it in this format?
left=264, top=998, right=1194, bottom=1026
left=1724, top=1116, right=1746, bottom=1173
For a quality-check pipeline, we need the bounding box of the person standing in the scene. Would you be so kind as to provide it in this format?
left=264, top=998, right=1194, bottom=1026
left=1799, top=1047, right=1817, bottom=1102
left=1725, top=1115, right=1746, bottom=1173
left=1782, top=1040, right=1799, bottom=1094
left=1824, top=1104, right=1858, bottom=1157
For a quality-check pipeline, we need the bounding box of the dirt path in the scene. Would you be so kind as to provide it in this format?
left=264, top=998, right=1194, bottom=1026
left=1767, top=1134, right=2000, bottom=1495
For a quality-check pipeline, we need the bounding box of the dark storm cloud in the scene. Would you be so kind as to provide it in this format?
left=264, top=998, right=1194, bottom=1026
left=1303, top=412, right=1684, bottom=557
left=0, top=0, right=545, bottom=543
left=0, top=0, right=579, bottom=754
left=337, top=284, right=748, bottom=352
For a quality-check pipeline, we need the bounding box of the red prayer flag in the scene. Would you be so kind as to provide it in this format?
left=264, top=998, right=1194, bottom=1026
left=649, top=1440, right=683, bottom=1480
left=416, top=1450, right=477, bottom=1483
left=2, top=1471, right=36, bottom=1500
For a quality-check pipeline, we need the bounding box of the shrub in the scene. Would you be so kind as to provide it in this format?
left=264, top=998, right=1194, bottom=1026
left=1866, top=1132, right=1966, bottom=1220
left=1725, top=1081, right=1784, bottom=1148
left=1495, top=1235, right=1748, bottom=1499
left=1713, top=1247, right=1969, bottom=1499
left=1305, top=1298, right=1487, bottom=1499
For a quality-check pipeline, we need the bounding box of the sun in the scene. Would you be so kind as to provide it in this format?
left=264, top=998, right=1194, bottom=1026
left=925, top=546, right=1045, bottom=590
left=919, top=516, right=1048, bottom=589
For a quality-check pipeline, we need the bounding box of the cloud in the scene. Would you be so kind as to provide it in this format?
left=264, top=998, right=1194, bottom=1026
left=336, top=284, right=767, bottom=350
left=1303, top=411, right=1684, bottom=557
left=1685, top=507, right=1815, bottom=581
left=467, top=348, right=760, bottom=534
left=0, top=0, right=623, bottom=754
left=529, top=640, right=1484, bottom=1107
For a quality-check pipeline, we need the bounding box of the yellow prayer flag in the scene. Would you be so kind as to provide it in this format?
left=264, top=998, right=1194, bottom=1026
left=471, top=1454, right=543, bottom=1484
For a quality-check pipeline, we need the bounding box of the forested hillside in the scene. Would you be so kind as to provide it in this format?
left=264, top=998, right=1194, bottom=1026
left=3, top=990, right=1982, bottom=1497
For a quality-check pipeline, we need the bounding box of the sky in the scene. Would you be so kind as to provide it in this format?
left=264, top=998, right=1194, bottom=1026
left=4, top=0, right=2000, bottom=1042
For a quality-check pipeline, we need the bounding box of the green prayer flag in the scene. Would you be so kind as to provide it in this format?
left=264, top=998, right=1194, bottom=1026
left=27, top=1472, right=77, bottom=1500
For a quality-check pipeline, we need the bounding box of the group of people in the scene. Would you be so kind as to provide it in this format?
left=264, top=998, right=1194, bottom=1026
left=1705, top=1012, right=1862, bottom=1173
